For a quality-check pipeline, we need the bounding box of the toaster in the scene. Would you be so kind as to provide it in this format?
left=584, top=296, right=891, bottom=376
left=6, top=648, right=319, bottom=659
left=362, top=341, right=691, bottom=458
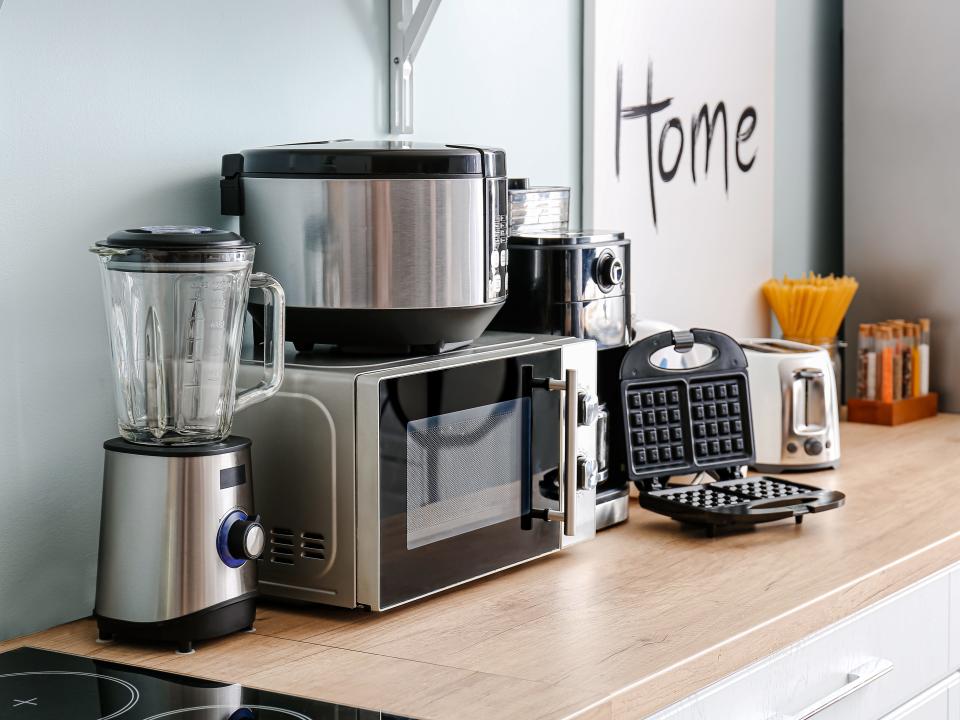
left=740, top=339, right=840, bottom=473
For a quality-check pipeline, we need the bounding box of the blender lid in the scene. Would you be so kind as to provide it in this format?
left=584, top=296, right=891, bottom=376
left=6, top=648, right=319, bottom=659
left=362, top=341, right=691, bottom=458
left=97, top=225, right=253, bottom=250
left=508, top=229, right=627, bottom=247
left=222, top=140, right=506, bottom=178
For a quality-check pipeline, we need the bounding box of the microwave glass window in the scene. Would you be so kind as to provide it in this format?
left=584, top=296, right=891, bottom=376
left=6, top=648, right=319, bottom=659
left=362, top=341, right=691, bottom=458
left=406, top=398, right=530, bottom=549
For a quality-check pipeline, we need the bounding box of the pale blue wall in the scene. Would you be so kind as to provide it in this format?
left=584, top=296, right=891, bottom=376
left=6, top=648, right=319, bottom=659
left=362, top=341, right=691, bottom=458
left=774, top=0, right=843, bottom=277
left=0, top=0, right=581, bottom=642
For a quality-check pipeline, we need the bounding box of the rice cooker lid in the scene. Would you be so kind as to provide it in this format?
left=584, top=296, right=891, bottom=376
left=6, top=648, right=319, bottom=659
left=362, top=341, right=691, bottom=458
left=226, top=140, right=506, bottom=178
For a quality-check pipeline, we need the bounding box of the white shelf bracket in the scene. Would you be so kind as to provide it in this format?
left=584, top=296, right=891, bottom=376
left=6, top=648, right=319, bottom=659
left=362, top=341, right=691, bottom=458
left=390, top=0, right=443, bottom=135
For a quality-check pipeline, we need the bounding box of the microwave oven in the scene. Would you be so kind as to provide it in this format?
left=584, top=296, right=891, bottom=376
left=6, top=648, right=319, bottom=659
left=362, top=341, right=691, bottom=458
left=234, top=332, right=598, bottom=611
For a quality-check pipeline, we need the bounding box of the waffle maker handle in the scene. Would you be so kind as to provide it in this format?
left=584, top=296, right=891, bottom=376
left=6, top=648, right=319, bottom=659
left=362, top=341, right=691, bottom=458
left=620, top=328, right=749, bottom=380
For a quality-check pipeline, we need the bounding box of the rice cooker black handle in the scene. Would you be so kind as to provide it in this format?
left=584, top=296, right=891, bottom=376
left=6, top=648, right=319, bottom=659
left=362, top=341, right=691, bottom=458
left=221, top=153, right=244, bottom=216
left=619, top=328, right=748, bottom=380
left=446, top=144, right=507, bottom=177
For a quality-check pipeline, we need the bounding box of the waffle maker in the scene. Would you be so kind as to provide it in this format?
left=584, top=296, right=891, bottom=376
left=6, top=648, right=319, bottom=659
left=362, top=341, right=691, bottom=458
left=619, top=329, right=844, bottom=535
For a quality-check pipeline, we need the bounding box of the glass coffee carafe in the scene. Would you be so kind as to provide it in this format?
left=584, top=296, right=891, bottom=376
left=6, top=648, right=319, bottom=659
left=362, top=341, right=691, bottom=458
left=91, top=226, right=284, bottom=445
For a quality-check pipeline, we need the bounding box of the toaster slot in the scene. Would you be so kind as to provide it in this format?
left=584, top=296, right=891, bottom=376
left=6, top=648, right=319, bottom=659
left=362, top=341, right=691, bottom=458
left=792, top=368, right=827, bottom=434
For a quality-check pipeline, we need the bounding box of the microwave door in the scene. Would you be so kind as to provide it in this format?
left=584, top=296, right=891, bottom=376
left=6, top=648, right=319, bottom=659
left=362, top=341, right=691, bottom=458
left=373, top=350, right=564, bottom=610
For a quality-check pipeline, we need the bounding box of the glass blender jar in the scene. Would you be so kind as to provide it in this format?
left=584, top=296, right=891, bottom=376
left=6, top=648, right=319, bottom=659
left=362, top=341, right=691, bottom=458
left=91, top=225, right=285, bottom=445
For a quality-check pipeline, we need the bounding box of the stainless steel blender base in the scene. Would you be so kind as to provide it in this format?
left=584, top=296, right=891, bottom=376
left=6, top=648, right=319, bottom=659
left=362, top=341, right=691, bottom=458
left=94, top=437, right=259, bottom=649
left=95, top=594, right=257, bottom=654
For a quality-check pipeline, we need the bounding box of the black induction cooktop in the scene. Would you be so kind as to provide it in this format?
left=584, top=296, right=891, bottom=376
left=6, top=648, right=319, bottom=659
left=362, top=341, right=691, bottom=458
left=0, top=648, right=414, bottom=719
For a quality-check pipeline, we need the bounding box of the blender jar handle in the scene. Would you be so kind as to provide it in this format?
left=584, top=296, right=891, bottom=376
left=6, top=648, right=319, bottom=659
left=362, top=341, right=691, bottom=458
left=236, top=272, right=286, bottom=414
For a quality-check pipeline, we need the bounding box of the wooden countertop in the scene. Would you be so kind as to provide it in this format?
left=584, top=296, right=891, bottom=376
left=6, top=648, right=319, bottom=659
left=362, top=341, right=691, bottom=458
left=6, top=416, right=960, bottom=719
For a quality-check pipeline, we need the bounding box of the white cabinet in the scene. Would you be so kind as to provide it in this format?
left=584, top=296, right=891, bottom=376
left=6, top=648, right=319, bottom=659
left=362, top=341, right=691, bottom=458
left=880, top=673, right=959, bottom=720
left=650, top=563, right=960, bottom=719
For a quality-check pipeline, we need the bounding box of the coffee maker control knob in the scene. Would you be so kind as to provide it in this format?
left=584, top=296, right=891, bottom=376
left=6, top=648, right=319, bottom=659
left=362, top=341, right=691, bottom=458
left=595, top=252, right=624, bottom=291
left=228, top=515, right=265, bottom=561
left=577, top=456, right=599, bottom=490
left=578, top=392, right=600, bottom=426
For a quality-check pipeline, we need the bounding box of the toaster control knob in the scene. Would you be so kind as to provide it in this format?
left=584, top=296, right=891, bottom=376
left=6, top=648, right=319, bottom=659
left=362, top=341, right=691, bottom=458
left=595, top=252, right=624, bottom=292
left=577, top=456, right=599, bottom=490
left=227, top=514, right=265, bottom=561
left=578, top=392, right=600, bottom=426
left=803, top=438, right=824, bottom=457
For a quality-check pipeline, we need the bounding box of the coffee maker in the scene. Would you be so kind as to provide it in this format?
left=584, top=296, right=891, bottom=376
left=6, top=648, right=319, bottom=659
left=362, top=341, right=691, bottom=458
left=491, top=214, right=634, bottom=528
left=90, top=226, right=285, bottom=653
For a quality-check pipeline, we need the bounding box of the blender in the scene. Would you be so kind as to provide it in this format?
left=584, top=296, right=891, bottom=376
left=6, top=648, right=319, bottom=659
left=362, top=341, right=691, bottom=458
left=90, top=226, right=285, bottom=653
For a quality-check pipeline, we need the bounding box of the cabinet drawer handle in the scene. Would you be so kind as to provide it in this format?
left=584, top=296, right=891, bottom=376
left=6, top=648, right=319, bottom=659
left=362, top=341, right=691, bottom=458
left=768, top=658, right=894, bottom=720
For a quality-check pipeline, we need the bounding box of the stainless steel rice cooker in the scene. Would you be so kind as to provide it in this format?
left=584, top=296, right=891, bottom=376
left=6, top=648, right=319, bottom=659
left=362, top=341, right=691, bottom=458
left=221, top=140, right=508, bottom=353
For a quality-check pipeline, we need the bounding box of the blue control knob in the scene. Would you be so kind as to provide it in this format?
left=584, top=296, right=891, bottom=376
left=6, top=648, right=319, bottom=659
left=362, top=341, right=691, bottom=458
left=217, top=511, right=264, bottom=568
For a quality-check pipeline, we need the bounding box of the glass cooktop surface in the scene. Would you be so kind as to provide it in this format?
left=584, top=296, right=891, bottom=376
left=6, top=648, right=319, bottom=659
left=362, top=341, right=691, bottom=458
left=0, top=648, right=413, bottom=720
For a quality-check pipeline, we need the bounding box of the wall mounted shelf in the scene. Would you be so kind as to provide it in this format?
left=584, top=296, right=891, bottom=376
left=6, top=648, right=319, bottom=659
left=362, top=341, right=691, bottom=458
left=389, top=0, right=443, bottom=135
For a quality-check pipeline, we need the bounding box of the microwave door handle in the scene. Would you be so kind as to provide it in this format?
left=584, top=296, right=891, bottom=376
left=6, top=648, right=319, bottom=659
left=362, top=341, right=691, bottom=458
left=521, top=365, right=535, bottom=531
left=524, top=368, right=577, bottom=537
left=546, top=368, right=577, bottom=536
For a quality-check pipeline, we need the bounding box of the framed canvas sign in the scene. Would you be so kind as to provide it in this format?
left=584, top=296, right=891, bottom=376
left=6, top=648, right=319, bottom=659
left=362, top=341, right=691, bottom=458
left=584, top=0, right=775, bottom=337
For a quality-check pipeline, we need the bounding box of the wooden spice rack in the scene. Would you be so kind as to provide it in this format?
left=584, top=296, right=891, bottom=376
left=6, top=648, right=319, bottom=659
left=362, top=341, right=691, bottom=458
left=847, top=392, right=938, bottom=426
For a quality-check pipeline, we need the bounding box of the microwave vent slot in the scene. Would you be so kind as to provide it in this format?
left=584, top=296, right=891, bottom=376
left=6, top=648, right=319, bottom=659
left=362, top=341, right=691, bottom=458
left=270, top=527, right=297, bottom=564
left=300, top=530, right=326, bottom=561
left=265, top=527, right=327, bottom=565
